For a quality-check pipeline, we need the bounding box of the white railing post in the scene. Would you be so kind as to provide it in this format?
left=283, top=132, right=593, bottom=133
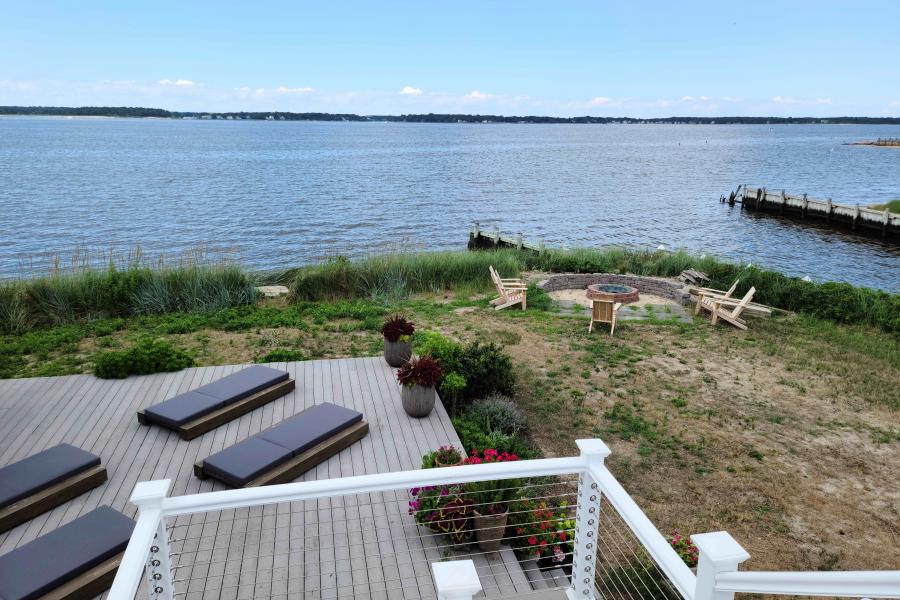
left=568, top=439, right=611, bottom=600
left=692, top=531, right=750, bottom=600
left=432, top=559, right=482, bottom=600
left=131, top=480, right=174, bottom=600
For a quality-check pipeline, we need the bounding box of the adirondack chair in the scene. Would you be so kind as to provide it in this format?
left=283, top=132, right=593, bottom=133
left=488, top=266, right=527, bottom=310
left=700, top=286, right=756, bottom=330
left=589, top=299, right=623, bottom=336
left=694, top=279, right=739, bottom=315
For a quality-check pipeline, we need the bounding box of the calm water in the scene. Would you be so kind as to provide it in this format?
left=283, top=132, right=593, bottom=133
left=1, top=117, right=898, bottom=291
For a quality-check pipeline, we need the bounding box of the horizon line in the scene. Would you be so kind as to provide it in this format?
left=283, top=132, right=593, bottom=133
left=3, top=105, right=900, bottom=123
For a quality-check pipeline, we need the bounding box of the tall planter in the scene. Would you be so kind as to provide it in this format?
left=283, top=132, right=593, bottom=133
left=401, top=384, right=436, bottom=418
left=472, top=509, right=508, bottom=552
left=384, top=339, right=412, bottom=367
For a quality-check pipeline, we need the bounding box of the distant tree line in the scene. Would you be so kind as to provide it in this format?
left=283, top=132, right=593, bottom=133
left=2, top=106, right=900, bottom=125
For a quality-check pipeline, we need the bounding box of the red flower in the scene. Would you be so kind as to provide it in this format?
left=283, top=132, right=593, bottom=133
left=528, top=536, right=538, bottom=546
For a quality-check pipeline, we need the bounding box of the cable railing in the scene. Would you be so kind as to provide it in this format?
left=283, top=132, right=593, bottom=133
left=108, top=439, right=899, bottom=600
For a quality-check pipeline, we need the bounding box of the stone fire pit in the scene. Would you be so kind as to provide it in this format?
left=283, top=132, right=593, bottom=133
left=586, top=283, right=640, bottom=304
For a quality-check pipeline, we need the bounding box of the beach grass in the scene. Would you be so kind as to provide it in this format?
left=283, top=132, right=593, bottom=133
left=0, top=265, right=257, bottom=334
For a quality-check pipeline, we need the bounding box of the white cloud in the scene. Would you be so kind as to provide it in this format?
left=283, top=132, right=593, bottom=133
left=399, top=86, right=423, bottom=96
left=158, top=79, right=196, bottom=87
left=772, top=95, right=798, bottom=104
left=462, top=90, right=493, bottom=101
left=276, top=85, right=314, bottom=94
left=680, top=95, right=695, bottom=101
left=814, top=98, right=832, bottom=105
left=723, top=96, right=742, bottom=102
left=587, top=96, right=613, bottom=106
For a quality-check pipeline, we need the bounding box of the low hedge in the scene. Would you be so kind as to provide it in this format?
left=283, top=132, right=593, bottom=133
left=93, top=338, right=195, bottom=379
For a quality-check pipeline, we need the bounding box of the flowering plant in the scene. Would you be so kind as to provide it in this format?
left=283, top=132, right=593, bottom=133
left=508, top=500, right=575, bottom=563
left=669, top=531, right=699, bottom=568
left=397, top=356, right=443, bottom=387
left=434, top=445, right=463, bottom=465
left=462, top=449, right=521, bottom=515
left=381, top=315, right=415, bottom=343
left=409, top=484, right=472, bottom=543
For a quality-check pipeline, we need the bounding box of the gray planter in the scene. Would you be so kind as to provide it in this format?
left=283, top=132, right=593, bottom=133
left=400, top=384, right=436, bottom=418
left=384, top=339, right=412, bottom=367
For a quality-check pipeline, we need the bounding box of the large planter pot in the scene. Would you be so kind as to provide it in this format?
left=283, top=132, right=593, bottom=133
left=472, top=509, right=508, bottom=552
left=401, top=384, right=436, bottom=417
left=384, top=339, right=412, bottom=367
left=435, top=457, right=465, bottom=468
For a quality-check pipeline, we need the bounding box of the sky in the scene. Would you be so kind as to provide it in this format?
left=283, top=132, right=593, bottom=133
left=1, top=0, right=899, bottom=118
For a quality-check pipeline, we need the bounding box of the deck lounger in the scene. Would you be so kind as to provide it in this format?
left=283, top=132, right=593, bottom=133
left=138, top=365, right=296, bottom=440
left=0, top=444, right=107, bottom=534
left=0, top=505, right=134, bottom=600
left=195, top=402, right=369, bottom=487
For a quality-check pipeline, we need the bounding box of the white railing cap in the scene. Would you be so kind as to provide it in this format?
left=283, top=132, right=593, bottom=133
left=576, top=438, right=611, bottom=457
left=432, top=559, right=482, bottom=596
left=692, top=531, right=750, bottom=565
left=130, top=479, right=171, bottom=506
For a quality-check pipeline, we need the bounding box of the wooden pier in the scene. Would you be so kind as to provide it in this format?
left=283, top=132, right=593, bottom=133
left=467, top=222, right=544, bottom=252
left=722, top=185, right=900, bottom=241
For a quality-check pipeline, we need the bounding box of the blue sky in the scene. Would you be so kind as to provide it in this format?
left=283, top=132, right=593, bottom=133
left=1, top=0, right=898, bottom=117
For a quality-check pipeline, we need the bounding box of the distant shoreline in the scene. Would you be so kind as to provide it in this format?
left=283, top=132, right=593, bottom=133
left=3, top=106, right=900, bottom=125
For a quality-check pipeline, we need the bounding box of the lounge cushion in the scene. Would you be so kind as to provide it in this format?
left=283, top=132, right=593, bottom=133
left=257, top=403, right=363, bottom=455
left=0, top=444, right=101, bottom=509
left=143, top=391, right=224, bottom=429
left=0, top=505, right=135, bottom=600
left=197, top=365, right=289, bottom=403
left=202, top=438, right=294, bottom=487
left=142, top=366, right=290, bottom=428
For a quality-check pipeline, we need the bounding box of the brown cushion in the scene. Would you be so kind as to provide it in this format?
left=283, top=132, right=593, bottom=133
left=0, top=506, right=135, bottom=600
left=0, top=444, right=101, bottom=509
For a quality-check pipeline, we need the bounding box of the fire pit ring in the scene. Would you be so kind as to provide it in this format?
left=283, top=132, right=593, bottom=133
left=586, top=283, right=640, bottom=304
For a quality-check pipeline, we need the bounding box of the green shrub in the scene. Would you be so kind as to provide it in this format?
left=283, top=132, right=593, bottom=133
left=452, top=416, right=538, bottom=458
left=93, top=338, right=195, bottom=379
left=464, top=394, right=527, bottom=435
left=413, top=331, right=516, bottom=412
left=457, top=341, right=515, bottom=400
left=256, top=349, right=307, bottom=363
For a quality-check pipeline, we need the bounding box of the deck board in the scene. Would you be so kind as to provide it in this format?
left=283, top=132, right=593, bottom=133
left=0, top=357, right=535, bottom=599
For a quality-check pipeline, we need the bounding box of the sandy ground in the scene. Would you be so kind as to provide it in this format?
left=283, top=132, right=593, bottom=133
left=548, top=288, right=680, bottom=309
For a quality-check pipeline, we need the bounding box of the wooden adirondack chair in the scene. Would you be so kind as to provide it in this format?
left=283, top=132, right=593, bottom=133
left=588, top=299, right=623, bottom=336
left=694, top=279, right=739, bottom=315
left=489, top=266, right=527, bottom=311
left=700, top=286, right=756, bottom=330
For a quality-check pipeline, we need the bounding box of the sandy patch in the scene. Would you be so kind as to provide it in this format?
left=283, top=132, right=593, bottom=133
left=548, top=288, right=679, bottom=309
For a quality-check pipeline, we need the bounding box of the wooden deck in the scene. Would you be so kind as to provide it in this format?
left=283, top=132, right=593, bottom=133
left=0, top=358, right=541, bottom=599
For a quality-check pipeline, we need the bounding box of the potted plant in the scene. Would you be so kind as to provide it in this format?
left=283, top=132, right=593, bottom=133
left=382, top=315, right=415, bottom=367
left=409, top=484, right=473, bottom=544
left=509, top=500, right=575, bottom=570
left=397, top=356, right=443, bottom=417
left=434, top=445, right=464, bottom=467
left=463, top=449, right=521, bottom=551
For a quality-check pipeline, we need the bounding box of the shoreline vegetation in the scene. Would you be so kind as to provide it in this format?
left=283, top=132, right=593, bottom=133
left=4, top=105, right=900, bottom=125
left=2, top=248, right=896, bottom=337
left=0, top=246, right=896, bottom=572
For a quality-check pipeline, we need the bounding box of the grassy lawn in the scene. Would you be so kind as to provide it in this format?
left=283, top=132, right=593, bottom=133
left=1, top=281, right=897, bottom=572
